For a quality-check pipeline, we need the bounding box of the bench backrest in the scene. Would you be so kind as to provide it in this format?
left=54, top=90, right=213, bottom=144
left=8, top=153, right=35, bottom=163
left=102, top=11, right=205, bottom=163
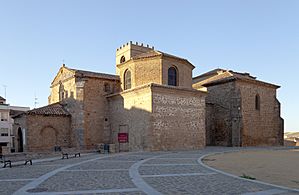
left=1, top=153, right=31, bottom=161
left=61, top=148, right=79, bottom=153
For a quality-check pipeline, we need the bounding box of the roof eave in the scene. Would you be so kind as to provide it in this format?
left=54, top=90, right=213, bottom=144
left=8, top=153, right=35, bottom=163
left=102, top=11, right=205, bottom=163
left=161, top=54, right=195, bottom=69
left=202, top=78, right=236, bottom=87
left=236, top=77, right=280, bottom=89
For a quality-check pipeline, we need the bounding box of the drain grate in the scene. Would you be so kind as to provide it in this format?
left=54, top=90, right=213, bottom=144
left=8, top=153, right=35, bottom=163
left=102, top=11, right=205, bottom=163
left=26, top=187, right=48, bottom=193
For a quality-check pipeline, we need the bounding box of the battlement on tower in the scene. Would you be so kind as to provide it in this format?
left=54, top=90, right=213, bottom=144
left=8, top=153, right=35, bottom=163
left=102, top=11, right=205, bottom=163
left=116, top=41, right=154, bottom=65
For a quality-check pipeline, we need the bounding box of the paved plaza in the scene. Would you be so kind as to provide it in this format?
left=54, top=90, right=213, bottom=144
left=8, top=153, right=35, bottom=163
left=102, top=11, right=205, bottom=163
left=0, top=147, right=298, bottom=195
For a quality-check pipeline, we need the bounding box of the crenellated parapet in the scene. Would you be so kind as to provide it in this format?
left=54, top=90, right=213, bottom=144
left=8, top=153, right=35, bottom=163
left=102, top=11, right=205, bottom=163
left=115, top=41, right=154, bottom=66
left=116, top=41, right=154, bottom=51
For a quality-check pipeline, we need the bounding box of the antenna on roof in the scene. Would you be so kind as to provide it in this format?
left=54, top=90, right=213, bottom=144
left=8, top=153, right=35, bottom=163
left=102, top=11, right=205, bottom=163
left=34, top=93, right=39, bottom=108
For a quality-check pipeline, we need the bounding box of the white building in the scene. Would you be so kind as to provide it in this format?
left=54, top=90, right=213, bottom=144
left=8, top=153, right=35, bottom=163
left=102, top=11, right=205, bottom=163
left=0, top=96, right=29, bottom=153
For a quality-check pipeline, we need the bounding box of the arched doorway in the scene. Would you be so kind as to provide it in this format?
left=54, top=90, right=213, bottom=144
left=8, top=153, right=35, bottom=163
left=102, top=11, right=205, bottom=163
left=39, top=126, right=57, bottom=151
left=18, top=127, right=23, bottom=152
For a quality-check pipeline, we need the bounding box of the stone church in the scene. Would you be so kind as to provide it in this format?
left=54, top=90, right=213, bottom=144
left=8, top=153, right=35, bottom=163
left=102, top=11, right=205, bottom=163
left=13, top=42, right=283, bottom=152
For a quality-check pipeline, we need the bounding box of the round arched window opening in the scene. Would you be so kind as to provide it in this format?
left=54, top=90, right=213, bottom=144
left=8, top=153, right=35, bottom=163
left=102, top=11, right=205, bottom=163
left=124, top=69, right=131, bottom=90
left=168, top=66, right=178, bottom=86
left=120, top=56, right=126, bottom=63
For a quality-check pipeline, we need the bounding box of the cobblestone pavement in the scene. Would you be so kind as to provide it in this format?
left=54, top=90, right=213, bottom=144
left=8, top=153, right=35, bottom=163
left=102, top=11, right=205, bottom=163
left=0, top=147, right=298, bottom=195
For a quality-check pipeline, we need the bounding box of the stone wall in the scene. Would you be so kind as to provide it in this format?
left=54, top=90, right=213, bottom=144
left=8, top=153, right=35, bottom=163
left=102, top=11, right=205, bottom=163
left=14, top=115, right=71, bottom=152
left=116, top=60, right=136, bottom=91
left=204, top=82, right=240, bottom=146
left=49, top=67, right=76, bottom=104
left=49, top=67, right=121, bottom=149
left=204, top=79, right=283, bottom=147
left=117, top=55, right=194, bottom=91
left=116, top=57, right=162, bottom=91
left=151, top=85, right=206, bottom=150
left=237, top=81, right=283, bottom=146
left=108, top=84, right=206, bottom=152
left=162, top=57, right=193, bottom=89
left=134, top=58, right=162, bottom=87
left=83, top=77, right=120, bottom=149
left=59, top=76, right=85, bottom=148
left=115, top=42, right=153, bottom=66
left=205, top=103, right=215, bottom=146
left=107, top=85, right=152, bottom=151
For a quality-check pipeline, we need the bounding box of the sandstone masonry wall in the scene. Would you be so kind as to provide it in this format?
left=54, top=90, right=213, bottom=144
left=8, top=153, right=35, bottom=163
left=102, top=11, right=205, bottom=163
left=83, top=77, right=120, bottom=148
left=49, top=67, right=76, bottom=104
left=205, top=82, right=240, bottom=146
left=162, top=57, right=193, bottom=89
left=117, top=60, right=136, bottom=91
left=204, top=79, right=283, bottom=147
left=108, top=84, right=206, bottom=151
left=237, top=81, right=283, bottom=146
left=134, top=58, right=162, bottom=87
left=14, top=115, right=71, bottom=152
left=107, top=86, right=152, bottom=151
left=151, top=86, right=206, bottom=150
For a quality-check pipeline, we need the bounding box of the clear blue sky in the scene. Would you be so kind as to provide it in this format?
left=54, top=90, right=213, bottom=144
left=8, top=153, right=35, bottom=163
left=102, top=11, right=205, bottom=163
left=0, top=0, right=298, bottom=132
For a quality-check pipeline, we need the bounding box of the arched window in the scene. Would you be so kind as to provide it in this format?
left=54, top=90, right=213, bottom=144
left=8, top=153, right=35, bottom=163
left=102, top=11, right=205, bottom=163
left=255, top=94, right=260, bottom=110
left=120, top=56, right=126, bottom=63
left=168, top=67, right=178, bottom=86
left=124, top=69, right=131, bottom=90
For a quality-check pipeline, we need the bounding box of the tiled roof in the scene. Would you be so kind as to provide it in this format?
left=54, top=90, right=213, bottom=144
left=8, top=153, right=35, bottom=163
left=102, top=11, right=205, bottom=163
left=132, top=50, right=161, bottom=59
left=0, top=96, right=6, bottom=101
left=26, top=103, right=70, bottom=116
left=132, top=50, right=194, bottom=67
left=193, top=69, right=225, bottom=81
left=69, top=68, right=120, bottom=80
left=193, top=69, right=279, bottom=88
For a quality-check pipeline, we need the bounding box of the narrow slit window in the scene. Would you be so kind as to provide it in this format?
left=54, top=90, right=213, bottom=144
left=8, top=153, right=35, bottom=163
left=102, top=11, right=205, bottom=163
left=104, top=83, right=110, bottom=92
left=255, top=94, right=260, bottom=110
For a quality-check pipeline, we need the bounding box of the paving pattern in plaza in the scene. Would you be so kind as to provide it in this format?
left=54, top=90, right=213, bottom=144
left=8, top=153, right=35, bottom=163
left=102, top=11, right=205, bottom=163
left=0, top=148, right=298, bottom=195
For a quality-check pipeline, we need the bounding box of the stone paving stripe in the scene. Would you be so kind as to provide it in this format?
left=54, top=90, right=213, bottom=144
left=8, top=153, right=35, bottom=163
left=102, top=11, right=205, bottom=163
left=0, top=178, right=36, bottom=182
left=129, top=154, right=167, bottom=195
left=157, top=157, right=198, bottom=159
left=98, top=160, right=137, bottom=162
left=198, top=153, right=299, bottom=193
left=29, top=188, right=140, bottom=195
left=141, top=172, right=217, bottom=178
left=141, top=163, right=198, bottom=166
left=241, top=189, right=287, bottom=195
left=13, top=153, right=126, bottom=195
left=63, top=168, right=128, bottom=172
left=33, top=164, right=66, bottom=167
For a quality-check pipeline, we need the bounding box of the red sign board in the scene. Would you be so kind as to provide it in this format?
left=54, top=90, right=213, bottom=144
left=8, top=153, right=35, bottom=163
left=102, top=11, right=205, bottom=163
left=118, top=133, right=128, bottom=143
